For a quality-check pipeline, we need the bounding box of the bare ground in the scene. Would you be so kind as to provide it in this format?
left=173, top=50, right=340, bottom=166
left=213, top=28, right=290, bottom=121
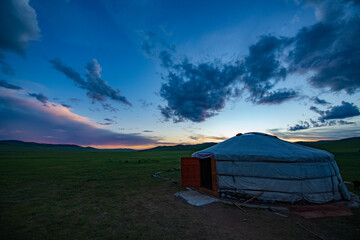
left=118, top=181, right=360, bottom=240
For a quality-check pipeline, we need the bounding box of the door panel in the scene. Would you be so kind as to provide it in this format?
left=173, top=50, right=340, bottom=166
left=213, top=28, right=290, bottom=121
left=181, top=157, right=200, bottom=187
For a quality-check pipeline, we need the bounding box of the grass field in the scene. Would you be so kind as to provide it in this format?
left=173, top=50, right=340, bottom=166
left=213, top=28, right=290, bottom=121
left=0, top=139, right=359, bottom=239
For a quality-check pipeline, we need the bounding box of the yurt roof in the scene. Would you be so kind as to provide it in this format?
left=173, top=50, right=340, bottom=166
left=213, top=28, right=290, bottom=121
left=192, top=132, right=334, bottom=162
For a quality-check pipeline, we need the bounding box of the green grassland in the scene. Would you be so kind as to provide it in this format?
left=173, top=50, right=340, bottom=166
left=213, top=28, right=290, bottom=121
left=0, top=138, right=359, bottom=239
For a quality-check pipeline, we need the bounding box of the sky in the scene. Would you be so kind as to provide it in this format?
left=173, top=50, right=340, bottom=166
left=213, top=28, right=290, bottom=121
left=0, top=0, right=359, bottom=149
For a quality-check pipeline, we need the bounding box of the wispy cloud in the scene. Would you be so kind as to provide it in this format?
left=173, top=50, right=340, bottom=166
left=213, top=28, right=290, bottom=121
left=0, top=79, right=22, bottom=90
left=98, top=118, right=117, bottom=126
left=28, top=92, right=48, bottom=105
left=0, top=93, right=158, bottom=147
left=268, top=124, right=360, bottom=141
left=189, top=134, right=227, bottom=141
left=50, top=58, right=132, bottom=108
left=312, top=97, right=330, bottom=105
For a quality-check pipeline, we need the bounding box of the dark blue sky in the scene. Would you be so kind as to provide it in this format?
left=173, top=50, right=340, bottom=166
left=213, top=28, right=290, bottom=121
left=0, top=0, right=359, bottom=148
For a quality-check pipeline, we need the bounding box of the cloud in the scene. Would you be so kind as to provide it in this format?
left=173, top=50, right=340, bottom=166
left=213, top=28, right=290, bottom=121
left=268, top=124, right=360, bottom=141
left=98, top=118, right=116, bottom=126
left=0, top=0, right=40, bottom=75
left=311, top=101, right=360, bottom=121
left=155, top=36, right=297, bottom=122
left=50, top=58, right=132, bottom=107
left=104, top=118, right=115, bottom=123
left=0, top=0, right=40, bottom=55
left=289, top=101, right=359, bottom=131
left=243, top=35, right=289, bottom=102
left=98, top=122, right=112, bottom=126
left=152, top=0, right=359, bottom=123
left=288, top=0, right=360, bottom=94
left=312, top=97, right=330, bottom=105
left=159, top=59, right=243, bottom=122
left=0, top=93, right=159, bottom=147
left=101, top=103, right=119, bottom=112
left=143, top=130, right=153, bottom=133
left=28, top=92, right=48, bottom=105
left=157, top=47, right=297, bottom=122
left=49, top=58, right=85, bottom=86
left=337, top=120, right=355, bottom=125
left=0, top=79, right=22, bottom=90
left=288, top=121, right=310, bottom=131
left=61, top=103, right=72, bottom=109
left=189, top=134, right=227, bottom=141
left=256, top=89, right=298, bottom=105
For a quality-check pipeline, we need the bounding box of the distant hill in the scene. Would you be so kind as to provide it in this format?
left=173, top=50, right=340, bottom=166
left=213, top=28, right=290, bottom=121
left=0, top=140, right=96, bottom=151
left=296, top=137, right=360, bottom=153
left=143, top=142, right=217, bottom=152
left=0, top=140, right=136, bottom=152
left=1, top=137, right=359, bottom=153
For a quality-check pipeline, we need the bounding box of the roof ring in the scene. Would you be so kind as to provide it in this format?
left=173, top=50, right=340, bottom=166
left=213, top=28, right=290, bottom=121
left=236, top=133, right=242, bottom=136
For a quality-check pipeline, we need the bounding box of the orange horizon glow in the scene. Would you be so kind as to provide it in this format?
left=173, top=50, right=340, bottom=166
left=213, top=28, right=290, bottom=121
left=87, top=137, right=332, bottom=149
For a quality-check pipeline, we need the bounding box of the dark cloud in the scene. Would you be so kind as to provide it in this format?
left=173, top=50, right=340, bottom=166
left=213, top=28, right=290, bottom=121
left=311, top=101, right=360, bottom=121
left=98, top=122, right=112, bottom=126
left=50, top=58, right=132, bottom=107
left=159, top=59, right=243, bottom=122
left=288, top=117, right=355, bottom=131
left=28, top=92, right=48, bottom=105
left=288, top=121, right=310, bottom=131
left=143, top=130, right=153, bottom=133
left=104, top=118, right=115, bottom=123
left=309, top=106, right=323, bottom=115
left=257, top=89, right=298, bottom=105
left=98, top=118, right=116, bottom=126
left=337, top=120, right=355, bottom=125
left=243, top=35, right=289, bottom=102
left=0, top=0, right=40, bottom=55
left=0, top=0, right=40, bottom=75
left=288, top=0, right=360, bottom=94
left=101, top=103, right=119, bottom=112
left=312, top=97, right=330, bottom=105
left=154, top=0, right=359, bottom=123
left=0, top=94, right=158, bottom=147
left=61, top=104, right=72, bottom=109
left=156, top=36, right=297, bottom=122
left=49, top=58, right=85, bottom=86
left=291, top=101, right=360, bottom=130
left=0, top=79, right=22, bottom=90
